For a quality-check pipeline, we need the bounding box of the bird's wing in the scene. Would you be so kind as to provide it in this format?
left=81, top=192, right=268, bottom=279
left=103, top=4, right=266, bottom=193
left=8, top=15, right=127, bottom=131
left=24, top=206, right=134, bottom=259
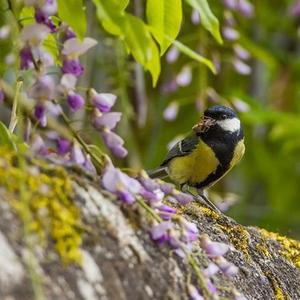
left=161, top=133, right=200, bottom=166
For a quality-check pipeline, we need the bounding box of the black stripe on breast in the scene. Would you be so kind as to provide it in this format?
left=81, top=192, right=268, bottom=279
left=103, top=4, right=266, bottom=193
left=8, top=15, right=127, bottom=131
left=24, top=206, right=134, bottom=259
left=194, top=125, right=243, bottom=189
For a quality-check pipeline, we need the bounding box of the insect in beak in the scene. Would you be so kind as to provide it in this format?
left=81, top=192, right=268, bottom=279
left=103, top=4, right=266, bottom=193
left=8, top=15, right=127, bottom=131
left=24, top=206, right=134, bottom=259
left=192, top=116, right=216, bottom=133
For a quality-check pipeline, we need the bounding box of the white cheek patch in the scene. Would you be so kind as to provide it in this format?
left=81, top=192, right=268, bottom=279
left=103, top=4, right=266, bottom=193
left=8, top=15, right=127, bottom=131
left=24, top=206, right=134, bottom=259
left=217, top=117, right=240, bottom=132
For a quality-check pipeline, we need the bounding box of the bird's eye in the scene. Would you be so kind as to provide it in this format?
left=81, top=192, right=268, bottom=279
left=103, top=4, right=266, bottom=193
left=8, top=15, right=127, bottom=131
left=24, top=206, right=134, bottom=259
left=220, top=114, right=227, bottom=120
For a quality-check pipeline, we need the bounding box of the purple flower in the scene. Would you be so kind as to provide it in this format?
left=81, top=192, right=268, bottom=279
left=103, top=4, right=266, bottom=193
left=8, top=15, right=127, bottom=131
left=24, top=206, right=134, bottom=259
left=59, top=74, right=77, bottom=93
left=222, top=27, right=239, bottom=40
left=233, top=98, right=250, bottom=113
left=20, top=24, right=49, bottom=46
left=34, top=104, right=47, bottom=127
left=157, top=204, right=176, bottom=220
left=70, top=143, right=85, bottom=165
left=205, top=278, right=218, bottom=294
left=0, top=90, right=5, bottom=104
left=35, top=9, right=56, bottom=32
left=215, top=256, right=239, bottom=277
left=83, top=155, right=97, bottom=175
left=166, top=46, right=179, bottom=63
left=203, top=263, right=219, bottom=277
left=31, top=135, right=48, bottom=156
left=161, top=79, right=178, bottom=94
left=176, top=66, right=192, bottom=87
left=92, top=112, right=122, bottom=130
left=28, top=75, right=55, bottom=100
left=233, top=59, right=251, bottom=75
left=102, top=129, right=127, bottom=158
left=67, top=91, right=85, bottom=111
left=180, top=218, right=198, bottom=242
left=187, top=284, right=204, bottom=300
left=116, top=190, right=135, bottom=204
left=173, top=191, right=193, bottom=205
left=223, top=0, right=237, bottom=9
left=112, top=145, right=128, bottom=158
left=237, top=0, right=254, bottom=17
left=289, top=0, right=300, bottom=16
left=163, top=101, right=179, bottom=121
left=200, top=234, right=229, bottom=257
left=92, top=91, right=117, bottom=112
left=62, top=59, right=84, bottom=77
left=20, top=46, right=34, bottom=70
left=63, top=27, right=76, bottom=41
left=62, top=37, right=97, bottom=58
left=159, top=181, right=175, bottom=194
left=0, top=25, right=10, bottom=39
left=140, top=188, right=164, bottom=204
left=56, top=138, right=71, bottom=155
left=191, top=10, right=201, bottom=25
left=41, top=0, right=57, bottom=16
left=150, top=222, right=173, bottom=244
left=139, top=174, right=160, bottom=191
left=102, top=164, right=141, bottom=204
left=234, top=44, right=250, bottom=60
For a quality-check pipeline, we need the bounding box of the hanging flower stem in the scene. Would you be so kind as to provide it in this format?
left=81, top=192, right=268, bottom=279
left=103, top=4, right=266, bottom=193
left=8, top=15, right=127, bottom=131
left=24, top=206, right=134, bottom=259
left=58, top=105, right=104, bottom=168
left=9, top=80, right=23, bottom=133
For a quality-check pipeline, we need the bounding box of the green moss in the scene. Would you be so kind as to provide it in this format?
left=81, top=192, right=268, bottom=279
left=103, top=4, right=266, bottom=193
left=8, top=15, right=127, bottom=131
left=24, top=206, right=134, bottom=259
left=259, top=228, right=300, bottom=269
left=0, top=148, right=82, bottom=264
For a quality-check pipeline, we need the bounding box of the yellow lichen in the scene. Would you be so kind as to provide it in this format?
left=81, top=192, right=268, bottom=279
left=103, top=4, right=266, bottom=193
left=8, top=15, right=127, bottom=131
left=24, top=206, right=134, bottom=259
left=259, top=228, right=300, bottom=268
left=0, top=148, right=82, bottom=264
left=266, top=273, right=290, bottom=300
left=218, top=224, right=251, bottom=259
left=255, top=242, right=271, bottom=258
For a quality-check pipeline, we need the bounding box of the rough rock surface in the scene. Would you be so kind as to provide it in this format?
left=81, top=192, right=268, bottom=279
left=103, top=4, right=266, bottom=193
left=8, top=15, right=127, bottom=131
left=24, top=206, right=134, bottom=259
left=0, top=151, right=299, bottom=300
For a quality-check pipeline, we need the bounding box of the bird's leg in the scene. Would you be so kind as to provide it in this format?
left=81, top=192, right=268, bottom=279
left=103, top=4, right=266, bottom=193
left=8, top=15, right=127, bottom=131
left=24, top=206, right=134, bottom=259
left=180, top=183, right=195, bottom=196
left=196, top=189, right=221, bottom=213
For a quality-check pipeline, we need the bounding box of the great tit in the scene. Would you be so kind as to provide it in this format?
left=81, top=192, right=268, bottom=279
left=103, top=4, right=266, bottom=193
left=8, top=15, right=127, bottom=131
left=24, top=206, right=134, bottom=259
left=149, top=105, right=245, bottom=211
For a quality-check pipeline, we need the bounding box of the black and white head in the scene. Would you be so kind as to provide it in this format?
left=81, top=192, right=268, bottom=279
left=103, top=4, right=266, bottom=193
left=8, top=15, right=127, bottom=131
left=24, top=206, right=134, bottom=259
left=193, top=105, right=241, bottom=135
left=204, top=105, right=240, bottom=133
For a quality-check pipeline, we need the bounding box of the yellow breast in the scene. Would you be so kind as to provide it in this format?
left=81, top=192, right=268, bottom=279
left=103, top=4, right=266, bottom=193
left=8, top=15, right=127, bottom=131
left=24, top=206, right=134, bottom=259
left=230, top=139, right=245, bottom=168
left=167, top=140, right=219, bottom=185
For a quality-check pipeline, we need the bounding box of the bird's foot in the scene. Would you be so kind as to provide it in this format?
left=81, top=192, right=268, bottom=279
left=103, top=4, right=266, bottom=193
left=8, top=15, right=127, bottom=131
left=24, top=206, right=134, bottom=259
left=180, top=185, right=222, bottom=214
left=196, top=189, right=222, bottom=214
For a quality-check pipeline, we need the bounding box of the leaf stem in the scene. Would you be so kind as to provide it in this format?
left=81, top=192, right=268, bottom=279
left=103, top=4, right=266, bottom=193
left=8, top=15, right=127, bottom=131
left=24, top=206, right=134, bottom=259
left=136, top=197, right=162, bottom=223
left=58, top=107, right=104, bottom=168
left=9, top=80, right=23, bottom=133
left=188, top=254, right=213, bottom=299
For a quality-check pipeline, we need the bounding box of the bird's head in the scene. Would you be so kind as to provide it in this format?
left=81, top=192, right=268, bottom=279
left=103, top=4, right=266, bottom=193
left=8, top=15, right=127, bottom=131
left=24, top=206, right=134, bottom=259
left=193, top=105, right=241, bottom=134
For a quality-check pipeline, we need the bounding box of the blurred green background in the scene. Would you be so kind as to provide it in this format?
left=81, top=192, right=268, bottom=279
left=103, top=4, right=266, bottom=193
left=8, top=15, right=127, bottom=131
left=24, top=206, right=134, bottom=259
left=83, top=0, right=300, bottom=238
left=2, top=0, right=300, bottom=238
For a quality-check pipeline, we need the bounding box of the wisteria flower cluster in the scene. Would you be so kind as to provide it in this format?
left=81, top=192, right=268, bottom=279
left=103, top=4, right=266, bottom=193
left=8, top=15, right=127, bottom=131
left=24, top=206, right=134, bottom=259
left=101, top=160, right=245, bottom=299
left=0, top=2, right=246, bottom=299
left=14, top=0, right=128, bottom=164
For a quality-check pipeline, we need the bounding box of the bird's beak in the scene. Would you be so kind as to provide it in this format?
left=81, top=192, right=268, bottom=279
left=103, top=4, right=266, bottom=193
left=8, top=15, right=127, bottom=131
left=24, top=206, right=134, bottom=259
left=192, top=116, right=216, bottom=133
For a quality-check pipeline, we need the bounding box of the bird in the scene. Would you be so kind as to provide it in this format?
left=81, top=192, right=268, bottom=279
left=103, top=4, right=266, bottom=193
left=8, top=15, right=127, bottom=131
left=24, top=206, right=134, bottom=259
left=148, top=105, right=245, bottom=211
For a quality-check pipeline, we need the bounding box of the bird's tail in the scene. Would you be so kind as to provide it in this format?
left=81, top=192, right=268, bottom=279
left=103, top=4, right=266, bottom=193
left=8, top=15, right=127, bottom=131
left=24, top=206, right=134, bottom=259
left=147, top=167, right=168, bottom=179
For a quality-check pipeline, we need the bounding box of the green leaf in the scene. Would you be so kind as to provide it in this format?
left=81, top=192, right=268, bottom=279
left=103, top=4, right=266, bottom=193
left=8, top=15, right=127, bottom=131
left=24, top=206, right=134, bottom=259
left=57, top=0, right=87, bottom=39
left=173, top=40, right=215, bottom=73
left=0, top=122, right=15, bottom=150
left=113, top=0, right=129, bottom=10
left=92, top=0, right=124, bottom=36
left=43, top=34, right=59, bottom=63
left=19, top=6, right=35, bottom=26
left=146, top=0, right=182, bottom=54
left=185, top=0, right=222, bottom=44
left=123, top=14, right=161, bottom=86
left=92, top=0, right=161, bottom=85
left=148, top=26, right=215, bottom=73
